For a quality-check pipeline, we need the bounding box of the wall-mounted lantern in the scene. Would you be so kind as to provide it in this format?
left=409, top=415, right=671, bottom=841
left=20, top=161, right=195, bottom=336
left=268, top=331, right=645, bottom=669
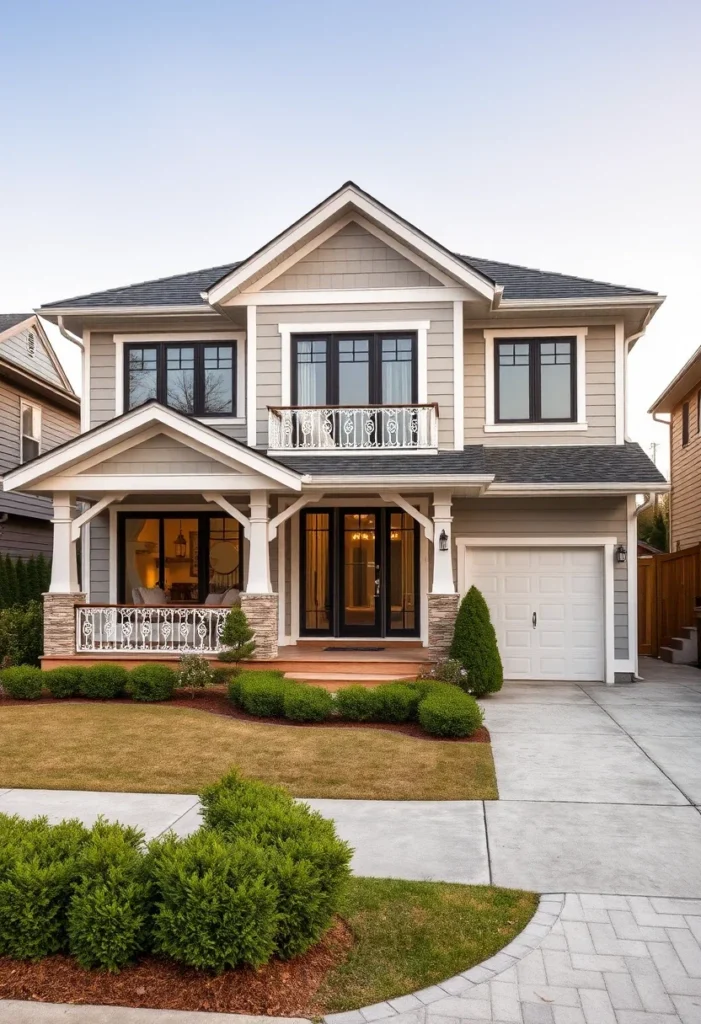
left=174, top=522, right=187, bottom=559
left=439, top=529, right=449, bottom=552
left=615, top=544, right=627, bottom=564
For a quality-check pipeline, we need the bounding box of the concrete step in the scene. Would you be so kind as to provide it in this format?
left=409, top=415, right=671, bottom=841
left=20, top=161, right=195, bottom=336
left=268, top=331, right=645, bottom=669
left=283, top=671, right=418, bottom=686
left=666, top=634, right=697, bottom=660
left=680, top=626, right=698, bottom=640
left=660, top=644, right=697, bottom=665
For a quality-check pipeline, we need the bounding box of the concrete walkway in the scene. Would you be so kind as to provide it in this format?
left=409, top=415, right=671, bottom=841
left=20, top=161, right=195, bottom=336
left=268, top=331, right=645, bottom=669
left=2, top=659, right=700, bottom=897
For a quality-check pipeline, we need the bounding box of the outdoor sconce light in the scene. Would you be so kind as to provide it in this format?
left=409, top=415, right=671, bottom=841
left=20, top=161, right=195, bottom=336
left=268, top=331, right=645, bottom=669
left=615, top=544, right=627, bottom=564
left=439, top=529, right=449, bottom=552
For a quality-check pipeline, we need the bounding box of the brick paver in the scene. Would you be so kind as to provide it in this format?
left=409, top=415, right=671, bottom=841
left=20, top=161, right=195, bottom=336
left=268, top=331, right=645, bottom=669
left=326, top=893, right=701, bottom=1024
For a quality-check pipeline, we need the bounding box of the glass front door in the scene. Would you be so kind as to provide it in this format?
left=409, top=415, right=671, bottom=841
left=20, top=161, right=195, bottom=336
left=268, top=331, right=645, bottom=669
left=300, top=508, right=418, bottom=637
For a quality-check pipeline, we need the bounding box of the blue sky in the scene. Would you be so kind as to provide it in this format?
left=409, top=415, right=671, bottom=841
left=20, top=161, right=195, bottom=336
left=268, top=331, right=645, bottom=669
left=2, top=0, right=700, bottom=471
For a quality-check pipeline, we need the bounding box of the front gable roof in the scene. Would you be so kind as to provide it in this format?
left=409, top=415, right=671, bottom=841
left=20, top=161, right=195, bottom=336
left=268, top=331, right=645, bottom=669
left=649, top=343, right=701, bottom=414
left=0, top=314, right=76, bottom=398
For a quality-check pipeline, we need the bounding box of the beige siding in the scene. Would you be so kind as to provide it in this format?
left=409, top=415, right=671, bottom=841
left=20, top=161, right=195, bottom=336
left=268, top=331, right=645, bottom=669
left=452, top=496, right=629, bottom=659
left=256, top=301, right=454, bottom=447
left=0, top=326, right=66, bottom=388
left=264, top=222, right=442, bottom=291
left=669, top=386, right=701, bottom=550
left=88, top=512, right=110, bottom=603
left=463, top=324, right=617, bottom=445
left=90, top=332, right=116, bottom=428
left=83, top=433, right=237, bottom=476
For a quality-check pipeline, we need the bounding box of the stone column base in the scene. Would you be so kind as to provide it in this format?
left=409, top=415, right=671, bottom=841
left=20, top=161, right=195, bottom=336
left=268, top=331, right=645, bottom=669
left=43, top=592, right=86, bottom=659
left=427, top=593, right=460, bottom=659
left=239, top=593, right=279, bottom=660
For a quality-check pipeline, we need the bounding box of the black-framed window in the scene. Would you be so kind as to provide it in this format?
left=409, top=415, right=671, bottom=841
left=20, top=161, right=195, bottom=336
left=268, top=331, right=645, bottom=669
left=682, top=401, right=690, bottom=446
left=292, top=332, right=418, bottom=406
left=495, top=337, right=577, bottom=423
left=125, top=342, right=236, bottom=416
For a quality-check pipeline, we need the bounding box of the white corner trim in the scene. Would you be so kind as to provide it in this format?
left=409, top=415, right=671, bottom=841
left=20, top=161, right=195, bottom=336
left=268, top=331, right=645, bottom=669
left=455, top=535, right=617, bottom=685
left=453, top=300, right=464, bottom=449
left=246, top=307, right=257, bottom=447
left=615, top=321, right=625, bottom=444
left=81, top=331, right=91, bottom=431
left=483, top=327, right=588, bottom=429
left=278, top=320, right=431, bottom=406
left=71, top=493, right=125, bottom=542
left=627, top=493, right=638, bottom=675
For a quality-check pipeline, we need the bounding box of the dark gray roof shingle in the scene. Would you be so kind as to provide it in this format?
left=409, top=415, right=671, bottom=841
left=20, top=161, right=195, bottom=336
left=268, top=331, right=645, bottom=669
left=272, top=442, right=665, bottom=485
left=461, top=256, right=656, bottom=300
left=42, top=264, right=240, bottom=310
left=0, top=313, right=32, bottom=333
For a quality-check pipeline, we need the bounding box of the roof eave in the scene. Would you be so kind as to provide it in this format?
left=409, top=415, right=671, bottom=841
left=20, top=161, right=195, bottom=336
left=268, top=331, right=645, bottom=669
left=498, top=295, right=664, bottom=309
left=648, top=342, right=701, bottom=414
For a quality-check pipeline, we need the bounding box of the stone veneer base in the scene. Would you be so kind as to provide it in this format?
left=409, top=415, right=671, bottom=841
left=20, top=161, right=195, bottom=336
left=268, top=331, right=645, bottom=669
left=239, top=592, right=279, bottom=661
left=43, top=592, right=86, bottom=658
left=426, top=593, right=460, bottom=657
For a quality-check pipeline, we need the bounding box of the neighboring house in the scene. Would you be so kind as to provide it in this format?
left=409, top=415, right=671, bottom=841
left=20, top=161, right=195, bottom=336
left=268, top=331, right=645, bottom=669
left=649, top=346, right=701, bottom=552
left=3, top=183, right=668, bottom=682
left=0, top=314, right=80, bottom=558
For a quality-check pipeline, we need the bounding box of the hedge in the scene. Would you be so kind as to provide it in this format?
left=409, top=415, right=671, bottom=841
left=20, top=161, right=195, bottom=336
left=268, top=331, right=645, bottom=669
left=0, top=602, right=44, bottom=667
left=129, top=664, right=176, bottom=702
left=44, top=667, right=85, bottom=699
left=0, top=665, right=43, bottom=700
left=283, top=683, right=333, bottom=722
left=79, top=664, right=129, bottom=700
left=0, top=770, right=352, bottom=974
left=418, top=687, right=484, bottom=738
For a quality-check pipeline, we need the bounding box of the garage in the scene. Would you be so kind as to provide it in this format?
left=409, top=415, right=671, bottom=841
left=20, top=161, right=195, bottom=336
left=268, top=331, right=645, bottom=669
left=460, top=546, right=606, bottom=681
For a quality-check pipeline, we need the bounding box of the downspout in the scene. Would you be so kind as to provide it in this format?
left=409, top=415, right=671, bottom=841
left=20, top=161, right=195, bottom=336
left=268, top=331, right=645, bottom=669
left=57, top=316, right=84, bottom=351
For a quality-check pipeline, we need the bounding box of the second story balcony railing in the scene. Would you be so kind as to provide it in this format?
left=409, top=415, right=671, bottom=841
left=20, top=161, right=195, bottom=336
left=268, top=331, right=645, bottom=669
left=268, top=404, right=439, bottom=451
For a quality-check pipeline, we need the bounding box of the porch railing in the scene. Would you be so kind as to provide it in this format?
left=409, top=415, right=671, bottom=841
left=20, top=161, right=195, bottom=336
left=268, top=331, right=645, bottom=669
left=268, top=404, right=439, bottom=451
left=76, top=605, right=229, bottom=654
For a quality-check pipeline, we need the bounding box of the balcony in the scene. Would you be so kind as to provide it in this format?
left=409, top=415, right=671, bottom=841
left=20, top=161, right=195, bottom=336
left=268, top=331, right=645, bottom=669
left=268, top=404, right=439, bottom=452
left=76, top=605, right=229, bottom=654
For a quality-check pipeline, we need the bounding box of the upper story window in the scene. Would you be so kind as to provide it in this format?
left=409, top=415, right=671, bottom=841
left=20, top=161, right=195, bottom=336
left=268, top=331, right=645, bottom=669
left=292, top=332, right=417, bottom=407
left=20, top=401, right=41, bottom=462
left=682, top=401, right=690, bottom=446
left=125, top=342, right=236, bottom=417
left=495, top=337, right=576, bottom=423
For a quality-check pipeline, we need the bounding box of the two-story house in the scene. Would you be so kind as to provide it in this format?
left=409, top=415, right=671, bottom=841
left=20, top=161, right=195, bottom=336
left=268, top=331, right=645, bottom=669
left=3, top=183, right=668, bottom=683
left=649, top=346, right=701, bottom=552
left=0, top=314, right=79, bottom=557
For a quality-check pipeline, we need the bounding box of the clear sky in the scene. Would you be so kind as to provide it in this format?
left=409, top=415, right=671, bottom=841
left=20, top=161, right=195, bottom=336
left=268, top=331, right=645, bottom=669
left=2, top=0, right=699, bottom=473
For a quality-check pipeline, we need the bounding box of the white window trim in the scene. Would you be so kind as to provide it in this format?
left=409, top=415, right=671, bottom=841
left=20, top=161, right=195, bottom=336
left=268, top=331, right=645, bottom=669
left=483, top=328, right=588, bottom=433
left=20, top=399, right=42, bottom=463
left=114, top=332, right=245, bottom=421
left=455, top=535, right=617, bottom=684
left=278, top=320, right=430, bottom=406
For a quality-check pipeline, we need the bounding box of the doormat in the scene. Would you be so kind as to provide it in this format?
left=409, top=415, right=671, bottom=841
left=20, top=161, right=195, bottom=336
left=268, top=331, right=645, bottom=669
left=323, top=646, right=385, bottom=652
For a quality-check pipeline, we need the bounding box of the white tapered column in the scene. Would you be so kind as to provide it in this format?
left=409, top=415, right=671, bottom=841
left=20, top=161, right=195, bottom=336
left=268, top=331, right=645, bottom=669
left=431, top=488, right=455, bottom=594
left=246, top=490, right=272, bottom=594
left=49, top=492, right=80, bottom=593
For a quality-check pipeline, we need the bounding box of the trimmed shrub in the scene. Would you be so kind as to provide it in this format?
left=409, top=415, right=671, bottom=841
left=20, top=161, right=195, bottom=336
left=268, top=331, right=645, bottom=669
left=407, top=679, right=458, bottom=701
left=234, top=671, right=289, bottom=717
left=0, top=665, right=43, bottom=700
left=373, top=683, right=421, bottom=723
left=149, top=830, right=278, bottom=972
left=129, top=664, right=176, bottom=703
left=177, top=653, right=213, bottom=696
left=283, top=684, right=333, bottom=723
left=0, top=602, right=44, bottom=667
left=421, top=658, right=469, bottom=690
left=79, top=663, right=129, bottom=700
left=44, top=666, right=84, bottom=699
left=67, top=820, right=150, bottom=972
left=335, top=685, right=380, bottom=721
left=450, top=586, right=503, bottom=696
left=417, top=687, right=484, bottom=738
left=0, top=814, right=89, bottom=959
left=218, top=606, right=256, bottom=664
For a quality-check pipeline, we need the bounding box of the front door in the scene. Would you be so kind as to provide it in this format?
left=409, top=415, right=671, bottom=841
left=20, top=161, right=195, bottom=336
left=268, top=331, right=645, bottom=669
left=300, top=508, right=419, bottom=638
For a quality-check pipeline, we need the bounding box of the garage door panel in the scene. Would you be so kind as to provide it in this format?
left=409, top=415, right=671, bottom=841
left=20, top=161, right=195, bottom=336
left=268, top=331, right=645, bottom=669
left=463, top=545, right=604, bottom=682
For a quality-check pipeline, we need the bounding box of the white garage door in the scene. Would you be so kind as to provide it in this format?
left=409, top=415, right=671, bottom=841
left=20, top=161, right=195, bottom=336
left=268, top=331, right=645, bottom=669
left=463, top=547, right=604, bottom=681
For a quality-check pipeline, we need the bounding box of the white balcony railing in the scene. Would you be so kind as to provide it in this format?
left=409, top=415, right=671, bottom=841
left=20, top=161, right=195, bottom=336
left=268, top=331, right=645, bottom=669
left=76, top=605, right=229, bottom=654
left=268, top=404, right=439, bottom=451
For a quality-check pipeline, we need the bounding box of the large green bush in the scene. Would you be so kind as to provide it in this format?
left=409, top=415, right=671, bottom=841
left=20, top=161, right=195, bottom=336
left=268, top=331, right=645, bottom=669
left=450, top=586, right=503, bottom=696
left=129, top=664, right=176, bottom=702
left=335, top=685, right=379, bottom=721
left=373, top=683, right=420, bottom=723
left=0, top=665, right=43, bottom=700
left=417, top=687, right=484, bottom=738
left=0, top=602, right=44, bottom=667
left=283, top=684, right=333, bottom=722
left=44, top=666, right=84, bottom=699
left=79, top=663, right=129, bottom=699
left=232, top=671, right=289, bottom=717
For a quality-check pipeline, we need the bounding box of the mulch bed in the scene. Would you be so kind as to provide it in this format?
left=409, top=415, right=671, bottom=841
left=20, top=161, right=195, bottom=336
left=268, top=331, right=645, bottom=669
left=0, top=687, right=491, bottom=743
left=0, top=919, right=353, bottom=1016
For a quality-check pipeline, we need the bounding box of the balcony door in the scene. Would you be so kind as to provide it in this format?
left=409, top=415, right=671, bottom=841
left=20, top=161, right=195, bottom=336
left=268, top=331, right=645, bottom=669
left=293, top=332, right=417, bottom=407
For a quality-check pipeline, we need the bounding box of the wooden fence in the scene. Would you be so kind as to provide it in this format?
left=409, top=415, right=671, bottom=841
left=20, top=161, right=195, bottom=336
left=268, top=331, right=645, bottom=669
left=638, top=544, right=701, bottom=656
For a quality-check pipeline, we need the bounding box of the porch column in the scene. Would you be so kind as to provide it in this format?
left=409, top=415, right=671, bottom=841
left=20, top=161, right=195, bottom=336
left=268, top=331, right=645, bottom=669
left=428, top=489, right=459, bottom=657
left=44, top=492, right=85, bottom=660
left=240, top=490, right=278, bottom=660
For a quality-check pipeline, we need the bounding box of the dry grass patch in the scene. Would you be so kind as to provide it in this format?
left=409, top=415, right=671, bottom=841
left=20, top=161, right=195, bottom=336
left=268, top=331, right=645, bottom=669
left=0, top=703, right=497, bottom=800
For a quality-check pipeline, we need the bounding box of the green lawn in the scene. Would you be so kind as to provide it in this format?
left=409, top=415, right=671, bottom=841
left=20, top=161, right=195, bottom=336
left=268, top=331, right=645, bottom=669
left=0, top=703, right=498, bottom=800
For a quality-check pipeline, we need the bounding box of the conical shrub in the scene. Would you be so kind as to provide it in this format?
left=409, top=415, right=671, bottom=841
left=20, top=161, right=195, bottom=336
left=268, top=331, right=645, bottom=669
left=449, top=585, right=503, bottom=696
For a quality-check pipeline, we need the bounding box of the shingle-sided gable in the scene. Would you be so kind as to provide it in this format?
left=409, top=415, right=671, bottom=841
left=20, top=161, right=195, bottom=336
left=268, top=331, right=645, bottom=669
left=0, top=323, right=66, bottom=389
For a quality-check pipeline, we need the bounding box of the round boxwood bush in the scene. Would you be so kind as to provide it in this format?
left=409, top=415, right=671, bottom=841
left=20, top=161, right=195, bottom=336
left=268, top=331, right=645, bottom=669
left=0, top=665, right=43, bottom=700
left=335, top=685, right=380, bottom=721
left=44, top=667, right=84, bottom=699
left=79, top=663, right=129, bottom=700
left=418, top=687, right=484, bottom=737
left=373, top=683, right=421, bottom=723
left=129, top=664, right=176, bottom=702
left=283, top=684, right=333, bottom=722
left=236, top=672, right=289, bottom=717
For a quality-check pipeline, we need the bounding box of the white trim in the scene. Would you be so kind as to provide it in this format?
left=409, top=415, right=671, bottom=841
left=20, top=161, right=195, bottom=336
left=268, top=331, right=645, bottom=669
left=246, top=306, right=257, bottom=447
left=615, top=321, right=625, bottom=444
left=19, top=398, right=42, bottom=463
left=379, top=491, right=433, bottom=540
left=268, top=493, right=323, bottom=540
left=499, top=295, right=665, bottom=310
left=42, top=304, right=214, bottom=316
left=455, top=535, right=617, bottom=685
left=453, top=300, right=464, bottom=449
left=483, top=327, right=588, bottom=431
left=353, top=215, right=458, bottom=286
left=290, top=508, right=300, bottom=641
left=235, top=287, right=470, bottom=306
left=277, top=499, right=287, bottom=646
left=113, top=331, right=245, bottom=418
left=71, top=493, right=125, bottom=542
left=199, top=417, right=246, bottom=427
left=81, top=331, right=91, bottom=431
left=109, top=506, right=117, bottom=603
left=278, top=320, right=431, bottom=406
left=627, top=493, right=638, bottom=676
left=250, top=214, right=356, bottom=292
left=43, top=473, right=281, bottom=493
left=266, top=447, right=439, bottom=458
left=83, top=521, right=91, bottom=600
left=202, top=492, right=251, bottom=538
left=0, top=314, right=75, bottom=396
left=487, top=482, right=669, bottom=494
left=206, top=184, right=495, bottom=304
